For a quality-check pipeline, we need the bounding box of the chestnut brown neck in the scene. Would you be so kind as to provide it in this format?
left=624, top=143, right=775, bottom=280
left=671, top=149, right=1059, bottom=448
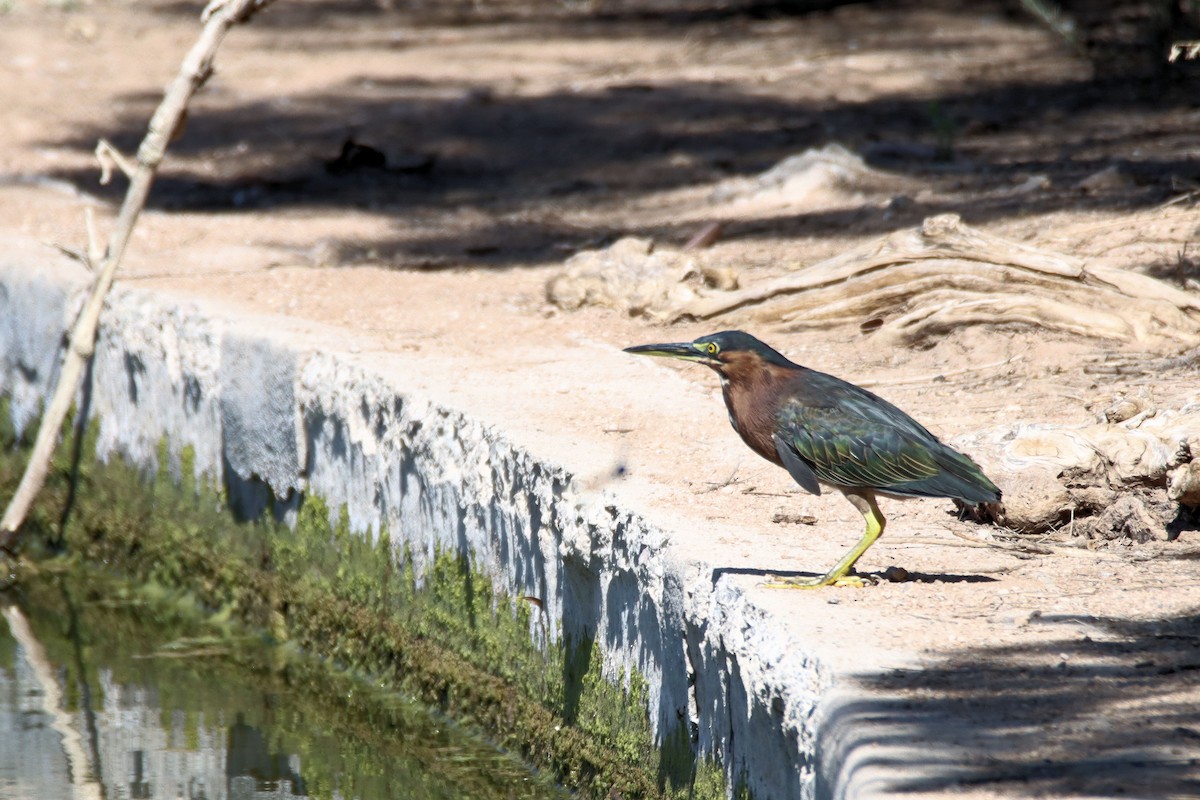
left=715, top=353, right=799, bottom=465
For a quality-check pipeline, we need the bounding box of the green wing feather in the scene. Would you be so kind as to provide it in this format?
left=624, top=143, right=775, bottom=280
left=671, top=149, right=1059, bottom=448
left=774, top=373, right=1000, bottom=504
left=784, top=408, right=939, bottom=486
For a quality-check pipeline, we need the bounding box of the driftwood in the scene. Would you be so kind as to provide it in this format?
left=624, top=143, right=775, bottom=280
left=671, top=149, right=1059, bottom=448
left=0, top=0, right=274, bottom=552
left=674, top=214, right=1200, bottom=347
left=547, top=214, right=1200, bottom=349
left=958, top=398, right=1200, bottom=541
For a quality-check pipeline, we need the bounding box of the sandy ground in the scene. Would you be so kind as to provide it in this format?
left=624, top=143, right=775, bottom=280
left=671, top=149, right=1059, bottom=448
left=3, top=0, right=1200, bottom=795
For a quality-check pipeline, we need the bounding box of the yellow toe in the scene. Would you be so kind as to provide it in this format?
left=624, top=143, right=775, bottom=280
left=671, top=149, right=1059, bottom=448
left=762, top=572, right=874, bottom=590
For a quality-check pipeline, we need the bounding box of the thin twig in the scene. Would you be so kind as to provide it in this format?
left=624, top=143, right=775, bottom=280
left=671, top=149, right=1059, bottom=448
left=887, top=536, right=1013, bottom=550
left=84, top=207, right=103, bottom=268
left=1018, top=0, right=1086, bottom=58
left=949, top=529, right=1054, bottom=555
left=45, top=242, right=91, bottom=267
left=1157, top=190, right=1200, bottom=210
left=696, top=466, right=741, bottom=494
left=0, top=0, right=276, bottom=551
left=956, top=527, right=1138, bottom=561
left=93, top=140, right=135, bottom=186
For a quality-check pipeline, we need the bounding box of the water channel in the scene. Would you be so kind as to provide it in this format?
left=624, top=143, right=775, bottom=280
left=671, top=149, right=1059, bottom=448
left=0, top=572, right=566, bottom=800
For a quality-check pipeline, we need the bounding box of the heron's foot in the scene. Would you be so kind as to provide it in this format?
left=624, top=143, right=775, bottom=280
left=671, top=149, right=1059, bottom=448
left=762, top=571, right=877, bottom=589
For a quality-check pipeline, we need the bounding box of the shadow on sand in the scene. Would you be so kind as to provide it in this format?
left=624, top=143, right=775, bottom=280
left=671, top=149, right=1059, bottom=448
left=818, top=608, right=1200, bottom=796
left=39, top=2, right=1200, bottom=267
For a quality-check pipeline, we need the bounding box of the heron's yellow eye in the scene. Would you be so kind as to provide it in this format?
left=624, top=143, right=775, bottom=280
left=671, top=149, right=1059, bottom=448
left=706, top=342, right=719, bottom=355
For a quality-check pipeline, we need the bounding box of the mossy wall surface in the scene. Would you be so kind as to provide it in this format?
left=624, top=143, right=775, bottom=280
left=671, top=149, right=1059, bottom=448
left=0, top=400, right=728, bottom=798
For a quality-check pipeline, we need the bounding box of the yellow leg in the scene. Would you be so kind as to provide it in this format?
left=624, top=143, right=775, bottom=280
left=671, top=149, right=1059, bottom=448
left=765, top=491, right=886, bottom=589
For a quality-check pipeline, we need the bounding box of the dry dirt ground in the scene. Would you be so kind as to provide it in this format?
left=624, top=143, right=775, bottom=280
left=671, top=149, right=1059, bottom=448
left=4, top=0, right=1200, bottom=796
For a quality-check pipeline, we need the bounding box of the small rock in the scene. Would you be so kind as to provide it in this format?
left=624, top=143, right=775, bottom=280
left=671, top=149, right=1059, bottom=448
left=710, top=143, right=874, bottom=204
left=609, top=236, right=655, bottom=257
left=545, top=236, right=735, bottom=320
left=65, top=17, right=100, bottom=42
left=699, top=264, right=738, bottom=291
left=883, top=194, right=917, bottom=220
left=325, top=138, right=387, bottom=174
left=307, top=237, right=348, bottom=267
left=461, top=86, right=494, bottom=104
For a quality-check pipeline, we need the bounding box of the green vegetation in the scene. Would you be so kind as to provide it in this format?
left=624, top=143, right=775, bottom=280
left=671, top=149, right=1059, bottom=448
left=4, top=572, right=567, bottom=800
left=0, top=397, right=732, bottom=798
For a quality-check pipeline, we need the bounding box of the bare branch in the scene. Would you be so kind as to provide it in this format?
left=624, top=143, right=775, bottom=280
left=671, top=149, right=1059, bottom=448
left=45, top=242, right=91, bottom=268
left=93, top=139, right=135, bottom=186
left=1, top=0, right=276, bottom=551
left=676, top=215, right=1200, bottom=348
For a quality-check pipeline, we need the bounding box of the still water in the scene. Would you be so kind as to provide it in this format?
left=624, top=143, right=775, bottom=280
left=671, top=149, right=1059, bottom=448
left=0, top=575, right=565, bottom=800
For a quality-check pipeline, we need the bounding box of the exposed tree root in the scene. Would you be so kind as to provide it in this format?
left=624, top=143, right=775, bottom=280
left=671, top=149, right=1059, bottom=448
left=548, top=214, right=1200, bottom=350
left=675, top=214, right=1200, bottom=348
left=956, top=401, right=1200, bottom=541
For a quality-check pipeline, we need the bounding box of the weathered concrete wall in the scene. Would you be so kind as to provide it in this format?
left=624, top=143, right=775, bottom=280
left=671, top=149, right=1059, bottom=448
left=0, top=244, right=834, bottom=799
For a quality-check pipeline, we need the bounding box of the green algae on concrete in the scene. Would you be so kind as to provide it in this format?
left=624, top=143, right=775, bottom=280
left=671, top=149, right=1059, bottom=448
left=0, top=397, right=735, bottom=799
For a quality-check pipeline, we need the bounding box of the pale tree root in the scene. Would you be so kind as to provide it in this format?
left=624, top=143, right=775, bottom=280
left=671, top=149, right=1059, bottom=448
left=546, top=214, right=1200, bottom=350
left=956, top=398, right=1200, bottom=543
left=674, top=214, right=1200, bottom=349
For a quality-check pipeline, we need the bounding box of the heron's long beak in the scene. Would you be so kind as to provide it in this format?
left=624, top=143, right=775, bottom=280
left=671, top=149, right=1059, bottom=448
left=623, top=341, right=714, bottom=365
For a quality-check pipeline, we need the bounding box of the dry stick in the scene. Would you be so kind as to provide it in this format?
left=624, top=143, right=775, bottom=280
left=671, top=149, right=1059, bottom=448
left=1017, top=0, right=1086, bottom=57
left=0, top=0, right=274, bottom=551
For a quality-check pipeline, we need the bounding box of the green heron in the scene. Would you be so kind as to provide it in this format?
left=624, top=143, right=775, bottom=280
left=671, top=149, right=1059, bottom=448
left=624, top=330, right=1001, bottom=588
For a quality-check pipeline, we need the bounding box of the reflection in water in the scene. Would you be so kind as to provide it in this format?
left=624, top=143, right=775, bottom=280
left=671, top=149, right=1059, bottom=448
left=0, top=579, right=564, bottom=800
left=227, top=713, right=307, bottom=799
left=1, top=655, right=322, bottom=800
